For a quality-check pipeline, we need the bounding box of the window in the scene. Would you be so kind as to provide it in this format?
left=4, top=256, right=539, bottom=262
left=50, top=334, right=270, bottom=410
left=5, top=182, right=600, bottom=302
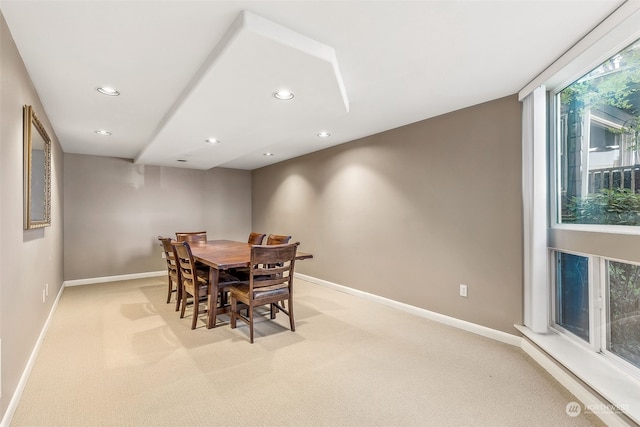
left=555, top=252, right=590, bottom=342
left=521, top=6, right=640, bottom=422
left=556, top=38, right=640, bottom=226
left=552, top=39, right=640, bottom=375
left=607, top=260, right=640, bottom=370
left=553, top=253, right=640, bottom=374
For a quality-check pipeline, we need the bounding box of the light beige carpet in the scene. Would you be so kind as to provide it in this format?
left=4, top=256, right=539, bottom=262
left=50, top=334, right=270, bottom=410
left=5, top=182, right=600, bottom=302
left=10, top=277, right=605, bottom=426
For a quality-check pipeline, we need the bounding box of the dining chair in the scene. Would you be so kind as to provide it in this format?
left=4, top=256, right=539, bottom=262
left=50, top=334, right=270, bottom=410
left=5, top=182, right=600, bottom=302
left=158, top=236, right=181, bottom=311
left=172, top=240, right=241, bottom=329
left=176, top=231, right=209, bottom=275
left=175, top=231, right=207, bottom=243
left=172, top=241, right=211, bottom=329
left=229, top=232, right=267, bottom=280
left=229, top=242, right=299, bottom=343
left=266, top=234, right=291, bottom=310
left=248, top=232, right=266, bottom=245
left=266, top=234, right=291, bottom=245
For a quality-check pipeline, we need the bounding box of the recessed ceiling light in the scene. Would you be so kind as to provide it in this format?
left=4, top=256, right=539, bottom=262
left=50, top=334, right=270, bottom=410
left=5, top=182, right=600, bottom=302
left=94, top=130, right=112, bottom=136
left=263, top=152, right=275, bottom=157
left=318, top=131, right=331, bottom=138
left=97, top=87, right=120, bottom=96
left=205, top=138, right=220, bottom=144
left=273, top=90, right=294, bottom=100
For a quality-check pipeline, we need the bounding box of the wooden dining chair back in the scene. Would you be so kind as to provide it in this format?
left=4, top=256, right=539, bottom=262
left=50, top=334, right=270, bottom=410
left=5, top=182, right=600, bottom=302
left=172, top=241, right=210, bottom=329
left=229, top=242, right=299, bottom=343
left=175, top=231, right=207, bottom=244
left=265, top=234, right=292, bottom=310
left=158, top=236, right=181, bottom=311
left=248, top=232, right=266, bottom=245
left=266, top=234, right=291, bottom=245
left=230, top=232, right=267, bottom=279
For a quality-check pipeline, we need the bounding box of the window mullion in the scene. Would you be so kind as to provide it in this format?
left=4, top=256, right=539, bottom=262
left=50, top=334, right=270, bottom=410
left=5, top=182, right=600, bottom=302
left=589, top=256, right=603, bottom=352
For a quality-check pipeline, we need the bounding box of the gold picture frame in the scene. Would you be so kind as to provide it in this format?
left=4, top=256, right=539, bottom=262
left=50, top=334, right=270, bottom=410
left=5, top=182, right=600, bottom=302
left=23, top=105, right=51, bottom=230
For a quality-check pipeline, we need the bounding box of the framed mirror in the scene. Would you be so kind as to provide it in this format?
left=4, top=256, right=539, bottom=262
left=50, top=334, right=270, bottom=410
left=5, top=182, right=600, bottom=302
left=23, top=105, right=51, bottom=230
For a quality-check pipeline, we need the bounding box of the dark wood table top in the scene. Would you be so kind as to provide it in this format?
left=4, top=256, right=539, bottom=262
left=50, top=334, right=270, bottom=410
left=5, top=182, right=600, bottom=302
left=190, top=239, right=313, bottom=270
left=190, top=239, right=312, bottom=329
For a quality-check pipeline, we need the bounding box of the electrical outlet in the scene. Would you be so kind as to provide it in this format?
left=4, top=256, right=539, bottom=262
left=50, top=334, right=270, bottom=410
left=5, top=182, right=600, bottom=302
left=459, top=284, right=468, bottom=298
left=45, top=283, right=49, bottom=296
left=42, top=289, right=46, bottom=303
left=161, top=252, right=166, bottom=259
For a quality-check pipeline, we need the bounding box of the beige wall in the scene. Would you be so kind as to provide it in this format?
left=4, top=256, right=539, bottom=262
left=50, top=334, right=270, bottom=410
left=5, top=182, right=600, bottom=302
left=0, top=6, right=523, bottom=422
left=63, top=154, right=251, bottom=280
left=0, top=13, right=65, bottom=421
left=253, top=95, right=523, bottom=334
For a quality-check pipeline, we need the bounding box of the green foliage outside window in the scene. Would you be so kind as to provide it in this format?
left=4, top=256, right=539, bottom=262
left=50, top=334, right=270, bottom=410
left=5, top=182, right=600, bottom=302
left=559, top=39, right=640, bottom=226
left=608, top=261, right=640, bottom=369
left=565, top=188, right=640, bottom=225
left=561, top=40, right=640, bottom=120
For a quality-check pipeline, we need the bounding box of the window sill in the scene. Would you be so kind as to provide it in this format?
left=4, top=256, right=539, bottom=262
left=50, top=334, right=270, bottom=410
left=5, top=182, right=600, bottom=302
left=551, top=222, right=640, bottom=236
left=515, top=325, right=639, bottom=425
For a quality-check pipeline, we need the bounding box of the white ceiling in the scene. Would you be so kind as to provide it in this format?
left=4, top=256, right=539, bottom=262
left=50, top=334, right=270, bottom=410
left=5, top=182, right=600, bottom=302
left=1, top=0, right=625, bottom=170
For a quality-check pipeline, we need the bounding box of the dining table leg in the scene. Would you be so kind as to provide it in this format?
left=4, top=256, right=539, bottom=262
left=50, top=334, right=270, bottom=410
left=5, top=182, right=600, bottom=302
left=207, top=267, right=220, bottom=328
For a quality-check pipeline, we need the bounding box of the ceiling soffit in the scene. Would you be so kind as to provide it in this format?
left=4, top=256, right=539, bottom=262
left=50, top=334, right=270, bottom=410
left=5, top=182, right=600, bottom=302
left=135, top=10, right=349, bottom=170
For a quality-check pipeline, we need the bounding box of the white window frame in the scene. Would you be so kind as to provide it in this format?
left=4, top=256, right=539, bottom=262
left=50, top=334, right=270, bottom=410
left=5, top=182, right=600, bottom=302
left=549, top=249, right=600, bottom=351
left=519, top=3, right=640, bottom=424
left=547, top=249, right=640, bottom=377
left=550, top=77, right=640, bottom=235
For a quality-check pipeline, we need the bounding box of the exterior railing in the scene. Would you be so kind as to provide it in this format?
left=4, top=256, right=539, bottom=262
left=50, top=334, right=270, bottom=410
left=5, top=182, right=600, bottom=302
left=588, top=164, right=640, bottom=194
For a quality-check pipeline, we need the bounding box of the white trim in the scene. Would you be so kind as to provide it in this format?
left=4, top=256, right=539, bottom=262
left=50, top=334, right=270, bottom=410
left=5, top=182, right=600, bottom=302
left=64, top=270, right=165, bottom=287
left=591, top=256, right=603, bottom=353
left=551, top=222, right=640, bottom=236
left=519, top=1, right=640, bottom=100
left=0, top=283, right=64, bottom=427
left=517, top=325, right=639, bottom=426
left=294, top=273, right=521, bottom=347
left=3, top=272, right=633, bottom=426
left=295, top=272, right=637, bottom=425
left=522, top=86, right=549, bottom=333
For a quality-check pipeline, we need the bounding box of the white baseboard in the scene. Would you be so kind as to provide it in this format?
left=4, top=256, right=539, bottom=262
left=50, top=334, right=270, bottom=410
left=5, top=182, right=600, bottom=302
left=0, top=282, right=64, bottom=427
left=517, top=325, right=638, bottom=426
left=520, top=338, right=635, bottom=427
left=295, top=273, right=635, bottom=426
left=2, top=271, right=165, bottom=426
left=7, top=271, right=626, bottom=427
left=64, top=270, right=166, bottom=287
left=294, top=273, right=522, bottom=347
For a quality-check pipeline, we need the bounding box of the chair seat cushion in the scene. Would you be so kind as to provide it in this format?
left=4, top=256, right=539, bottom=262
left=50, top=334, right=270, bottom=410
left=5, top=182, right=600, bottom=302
left=194, top=268, right=240, bottom=284
left=231, top=283, right=289, bottom=300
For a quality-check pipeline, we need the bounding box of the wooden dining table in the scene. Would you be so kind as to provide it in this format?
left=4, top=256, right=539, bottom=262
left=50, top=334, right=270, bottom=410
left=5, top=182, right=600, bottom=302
left=189, top=239, right=313, bottom=328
